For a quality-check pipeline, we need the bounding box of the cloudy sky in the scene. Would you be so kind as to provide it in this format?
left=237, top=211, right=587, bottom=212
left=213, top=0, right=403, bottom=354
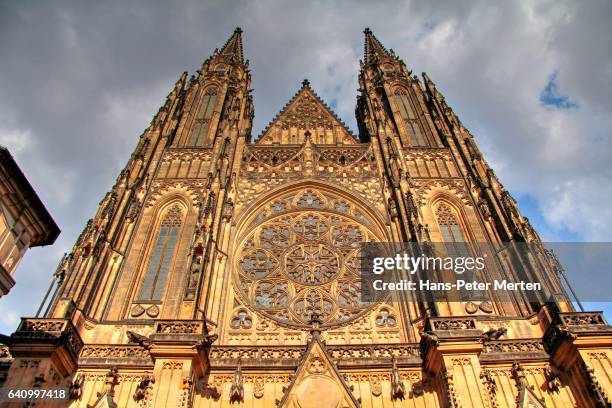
left=0, top=0, right=611, bottom=333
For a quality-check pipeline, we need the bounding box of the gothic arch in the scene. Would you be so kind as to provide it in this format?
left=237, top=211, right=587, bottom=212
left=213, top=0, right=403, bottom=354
left=145, top=181, right=203, bottom=209
left=390, top=85, right=432, bottom=147
left=234, top=180, right=389, bottom=242
left=129, top=196, right=192, bottom=313
left=202, top=85, right=219, bottom=95
left=175, top=84, right=222, bottom=147
left=428, top=194, right=475, bottom=243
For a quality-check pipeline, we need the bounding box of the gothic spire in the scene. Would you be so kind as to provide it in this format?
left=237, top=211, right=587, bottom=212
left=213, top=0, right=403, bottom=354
left=219, top=27, right=244, bottom=64
left=363, top=27, right=391, bottom=64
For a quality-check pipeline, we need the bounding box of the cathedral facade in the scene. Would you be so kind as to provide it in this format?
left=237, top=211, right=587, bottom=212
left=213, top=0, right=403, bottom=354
left=1, top=28, right=611, bottom=407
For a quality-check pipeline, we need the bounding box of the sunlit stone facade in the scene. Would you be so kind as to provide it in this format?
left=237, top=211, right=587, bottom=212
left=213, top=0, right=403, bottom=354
left=1, top=28, right=611, bottom=408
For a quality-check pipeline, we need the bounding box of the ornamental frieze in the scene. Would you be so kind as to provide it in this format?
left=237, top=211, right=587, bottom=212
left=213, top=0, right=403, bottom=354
left=79, top=345, right=152, bottom=361
left=161, top=147, right=213, bottom=161
left=144, top=180, right=205, bottom=208
left=236, top=177, right=385, bottom=214
left=208, top=374, right=292, bottom=384
left=241, top=144, right=377, bottom=177
left=157, top=148, right=212, bottom=179
left=410, top=178, right=472, bottom=207
left=208, top=344, right=421, bottom=367
left=481, top=339, right=547, bottom=355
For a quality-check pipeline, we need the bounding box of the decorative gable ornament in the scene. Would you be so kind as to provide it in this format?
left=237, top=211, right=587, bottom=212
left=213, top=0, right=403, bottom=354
left=257, top=80, right=357, bottom=145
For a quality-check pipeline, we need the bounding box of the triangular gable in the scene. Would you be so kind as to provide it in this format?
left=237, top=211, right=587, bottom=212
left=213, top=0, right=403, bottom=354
left=256, top=80, right=357, bottom=145
left=277, top=335, right=360, bottom=408
left=516, top=385, right=546, bottom=408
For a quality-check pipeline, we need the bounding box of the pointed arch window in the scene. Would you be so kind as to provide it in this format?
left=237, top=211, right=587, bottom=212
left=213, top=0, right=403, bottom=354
left=189, top=87, right=218, bottom=146
left=394, top=89, right=427, bottom=147
left=435, top=203, right=468, bottom=257
left=436, top=202, right=484, bottom=300
left=138, top=205, right=183, bottom=301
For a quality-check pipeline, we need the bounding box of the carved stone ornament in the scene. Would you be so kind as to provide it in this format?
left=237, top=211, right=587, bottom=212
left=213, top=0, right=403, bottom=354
left=465, top=301, right=478, bottom=314
left=253, top=382, right=265, bottom=399
left=133, top=375, right=155, bottom=401
left=390, top=357, right=405, bottom=400
left=307, top=356, right=326, bottom=374
left=479, top=300, right=494, bottom=313
left=482, top=327, right=507, bottom=341
left=234, top=189, right=384, bottom=329
left=544, top=364, right=561, bottom=393
left=229, top=360, right=245, bottom=403
left=371, top=381, right=382, bottom=397
left=68, top=373, right=84, bottom=400
left=146, top=304, right=159, bottom=318
left=411, top=380, right=424, bottom=397
left=126, top=331, right=152, bottom=349
left=131, top=304, right=145, bottom=317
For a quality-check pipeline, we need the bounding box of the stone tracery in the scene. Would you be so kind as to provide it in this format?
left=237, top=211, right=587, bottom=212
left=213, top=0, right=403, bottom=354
left=235, top=188, right=383, bottom=328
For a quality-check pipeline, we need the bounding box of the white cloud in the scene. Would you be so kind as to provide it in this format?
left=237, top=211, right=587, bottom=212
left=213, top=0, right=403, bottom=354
left=0, top=127, right=34, bottom=154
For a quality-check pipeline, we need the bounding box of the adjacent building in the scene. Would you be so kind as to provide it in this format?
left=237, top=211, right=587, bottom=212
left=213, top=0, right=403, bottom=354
left=0, top=146, right=59, bottom=297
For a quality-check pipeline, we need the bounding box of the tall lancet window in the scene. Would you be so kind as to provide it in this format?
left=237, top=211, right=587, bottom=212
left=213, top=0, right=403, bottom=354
left=138, top=205, right=183, bottom=301
left=189, top=87, right=218, bottom=146
left=436, top=203, right=481, bottom=300
left=394, top=89, right=427, bottom=147
left=435, top=203, right=468, bottom=257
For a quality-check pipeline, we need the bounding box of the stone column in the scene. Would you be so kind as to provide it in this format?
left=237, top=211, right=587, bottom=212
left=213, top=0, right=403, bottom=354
left=421, top=317, right=490, bottom=407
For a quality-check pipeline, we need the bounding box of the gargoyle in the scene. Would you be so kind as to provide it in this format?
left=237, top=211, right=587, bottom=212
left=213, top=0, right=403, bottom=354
left=134, top=375, right=155, bottom=401
left=68, top=373, right=84, bottom=400
left=419, top=330, right=439, bottom=344
left=126, top=331, right=152, bottom=348
left=193, top=333, right=219, bottom=351
left=482, top=327, right=507, bottom=341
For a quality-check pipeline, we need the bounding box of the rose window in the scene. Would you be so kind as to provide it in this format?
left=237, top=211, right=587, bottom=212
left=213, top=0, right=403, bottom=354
left=235, top=190, right=383, bottom=328
left=285, top=244, right=339, bottom=285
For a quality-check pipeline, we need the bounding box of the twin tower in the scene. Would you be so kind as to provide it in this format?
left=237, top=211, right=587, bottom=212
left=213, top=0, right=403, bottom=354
left=2, top=28, right=611, bottom=408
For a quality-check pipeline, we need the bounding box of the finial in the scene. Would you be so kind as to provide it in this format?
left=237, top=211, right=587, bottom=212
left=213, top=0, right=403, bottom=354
left=302, top=78, right=310, bottom=88
left=364, top=27, right=372, bottom=34
left=234, top=27, right=242, bottom=33
left=308, top=313, right=322, bottom=338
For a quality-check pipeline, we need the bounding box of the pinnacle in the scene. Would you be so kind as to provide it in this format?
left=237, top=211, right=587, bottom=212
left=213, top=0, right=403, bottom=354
left=301, top=78, right=310, bottom=88
left=363, top=27, right=391, bottom=63
left=218, top=27, right=245, bottom=64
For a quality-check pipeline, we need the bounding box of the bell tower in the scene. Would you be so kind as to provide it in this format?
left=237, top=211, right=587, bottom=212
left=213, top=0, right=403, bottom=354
left=2, top=28, right=254, bottom=407
left=356, top=28, right=570, bottom=318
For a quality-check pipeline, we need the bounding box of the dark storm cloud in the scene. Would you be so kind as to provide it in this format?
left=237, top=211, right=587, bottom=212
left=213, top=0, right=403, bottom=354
left=0, top=0, right=611, bottom=331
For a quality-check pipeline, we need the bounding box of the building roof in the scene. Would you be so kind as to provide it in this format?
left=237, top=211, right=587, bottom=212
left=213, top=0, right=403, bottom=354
left=0, top=146, right=60, bottom=246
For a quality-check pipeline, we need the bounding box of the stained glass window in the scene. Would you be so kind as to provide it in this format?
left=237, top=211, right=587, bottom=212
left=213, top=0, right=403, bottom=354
left=189, top=87, right=218, bottom=146
left=234, top=189, right=383, bottom=328
left=138, top=205, right=183, bottom=301
left=394, top=89, right=427, bottom=147
left=435, top=203, right=468, bottom=256
left=436, top=203, right=481, bottom=300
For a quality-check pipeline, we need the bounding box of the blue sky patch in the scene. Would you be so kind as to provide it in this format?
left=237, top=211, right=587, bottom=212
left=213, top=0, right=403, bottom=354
left=540, top=71, right=579, bottom=109
left=516, top=193, right=582, bottom=241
